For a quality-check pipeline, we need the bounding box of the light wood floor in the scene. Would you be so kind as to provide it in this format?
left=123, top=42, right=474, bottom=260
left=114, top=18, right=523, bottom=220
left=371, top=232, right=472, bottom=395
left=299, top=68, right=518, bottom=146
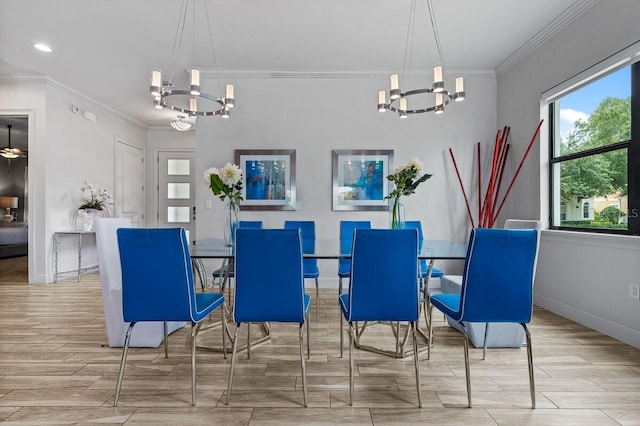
left=1, top=270, right=640, bottom=425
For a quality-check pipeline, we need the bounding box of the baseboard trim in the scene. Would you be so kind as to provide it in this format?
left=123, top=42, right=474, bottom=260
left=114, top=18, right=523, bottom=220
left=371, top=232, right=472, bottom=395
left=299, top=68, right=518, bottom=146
left=534, top=293, right=640, bottom=349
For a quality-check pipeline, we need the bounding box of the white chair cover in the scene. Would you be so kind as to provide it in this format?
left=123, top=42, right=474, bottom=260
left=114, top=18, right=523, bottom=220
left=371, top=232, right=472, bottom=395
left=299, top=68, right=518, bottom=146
left=94, top=218, right=184, bottom=347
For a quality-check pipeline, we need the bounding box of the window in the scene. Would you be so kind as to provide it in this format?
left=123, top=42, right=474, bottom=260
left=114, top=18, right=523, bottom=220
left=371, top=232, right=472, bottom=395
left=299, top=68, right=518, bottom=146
left=549, top=62, right=639, bottom=234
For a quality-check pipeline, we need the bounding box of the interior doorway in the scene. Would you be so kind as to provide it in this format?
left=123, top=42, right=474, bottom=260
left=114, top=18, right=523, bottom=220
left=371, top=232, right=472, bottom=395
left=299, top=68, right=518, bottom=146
left=0, top=115, right=29, bottom=271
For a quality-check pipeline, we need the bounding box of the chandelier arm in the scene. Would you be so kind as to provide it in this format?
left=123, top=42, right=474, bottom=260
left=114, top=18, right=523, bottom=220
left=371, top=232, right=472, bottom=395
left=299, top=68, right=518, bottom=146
left=386, top=89, right=452, bottom=114
left=161, top=90, right=227, bottom=117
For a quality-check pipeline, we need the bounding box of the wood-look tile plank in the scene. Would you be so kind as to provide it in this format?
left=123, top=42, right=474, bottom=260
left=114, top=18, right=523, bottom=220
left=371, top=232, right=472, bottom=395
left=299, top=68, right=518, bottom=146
left=602, top=408, right=640, bottom=426
left=330, top=389, right=441, bottom=408
left=250, top=407, right=373, bottom=425
left=221, top=390, right=330, bottom=408
left=486, top=408, right=621, bottom=425
left=126, top=407, right=253, bottom=425
left=541, top=391, right=640, bottom=409
left=370, top=407, right=498, bottom=425
left=436, top=391, right=556, bottom=409
left=2, top=406, right=135, bottom=424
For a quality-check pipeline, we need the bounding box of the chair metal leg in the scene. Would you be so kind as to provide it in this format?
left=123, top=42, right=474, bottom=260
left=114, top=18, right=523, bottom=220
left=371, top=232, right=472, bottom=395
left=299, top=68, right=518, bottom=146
left=348, top=322, right=355, bottom=406
left=190, top=322, right=202, bottom=406
left=411, top=322, right=422, bottom=408
left=483, top=323, right=490, bottom=360
left=225, top=324, right=242, bottom=405
left=163, top=321, right=169, bottom=360
left=113, top=322, right=136, bottom=407
left=221, top=304, right=227, bottom=359
left=522, top=323, right=536, bottom=409
left=340, top=311, right=344, bottom=358
left=427, top=302, right=434, bottom=360
left=299, top=323, right=308, bottom=407
left=315, top=278, right=319, bottom=321
left=247, top=322, right=251, bottom=359
left=306, top=311, right=310, bottom=359
left=463, top=330, right=472, bottom=408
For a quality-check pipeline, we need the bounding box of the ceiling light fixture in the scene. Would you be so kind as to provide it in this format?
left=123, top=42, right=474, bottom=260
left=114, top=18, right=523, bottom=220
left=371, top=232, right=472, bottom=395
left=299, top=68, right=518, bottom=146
left=150, top=0, right=234, bottom=118
left=0, top=125, right=27, bottom=159
left=378, top=0, right=465, bottom=117
left=170, top=115, right=193, bottom=132
left=33, top=43, right=52, bottom=53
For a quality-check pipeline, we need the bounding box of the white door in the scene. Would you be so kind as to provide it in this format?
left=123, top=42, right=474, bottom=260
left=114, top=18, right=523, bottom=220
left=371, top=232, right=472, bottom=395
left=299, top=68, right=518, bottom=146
left=158, top=151, right=196, bottom=243
left=114, top=140, right=145, bottom=226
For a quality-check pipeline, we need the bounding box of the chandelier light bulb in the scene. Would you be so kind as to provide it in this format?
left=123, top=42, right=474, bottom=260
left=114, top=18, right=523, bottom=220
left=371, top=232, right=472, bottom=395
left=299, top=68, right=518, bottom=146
left=455, top=76, right=465, bottom=101
left=225, top=84, right=235, bottom=108
left=433, top=65, right=444, bottom=93
left=390, top=74, right=400, bottom=100
left=435, top=93, right=444, bottom=114
left=189, top=68, right=201, bottom=96
left=150, top=70, right=162, bottom=97
left=153, top=96, right=163, bottom=109
left=378, top=90, right=386, bottom=112
left=189, top=97, right=198, bottom=113
left=399, top=98, right=408, bottom=118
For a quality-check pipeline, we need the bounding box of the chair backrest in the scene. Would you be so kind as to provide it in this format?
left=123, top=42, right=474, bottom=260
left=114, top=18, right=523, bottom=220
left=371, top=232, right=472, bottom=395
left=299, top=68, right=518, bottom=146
left=239, top=221, right=263, bottom=229
left=347, top=229, right=419, bottom=322
left=117, top=228, right=196, bottom=323
left=404, top=220, right=426, bottom=268
left=504, top=219, right=542, bottom=281
left=94, top=217, right=132, bottom=294
left=459, top=228, right=538, bottom=323
left=339, top=220, right=371, bottom=271
left=284, top=220, right=316, bottom=259
left=234, top=228, right=306, bottom=323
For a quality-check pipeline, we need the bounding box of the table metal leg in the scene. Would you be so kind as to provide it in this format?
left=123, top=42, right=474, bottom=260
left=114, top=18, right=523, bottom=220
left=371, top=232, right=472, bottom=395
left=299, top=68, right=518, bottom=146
left=77, top=234, right=82, bottom=282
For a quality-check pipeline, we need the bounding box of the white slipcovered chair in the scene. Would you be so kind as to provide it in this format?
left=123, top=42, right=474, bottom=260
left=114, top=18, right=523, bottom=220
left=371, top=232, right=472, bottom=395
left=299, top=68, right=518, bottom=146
left=94, top=218, right=185, bottom=347
left=439, top=219, right=542, bottom=349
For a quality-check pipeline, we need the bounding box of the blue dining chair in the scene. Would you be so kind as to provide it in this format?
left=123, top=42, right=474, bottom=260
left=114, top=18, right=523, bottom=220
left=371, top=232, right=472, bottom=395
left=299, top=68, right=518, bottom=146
left=285, top=220, right=320, bottom=320
left=114, top=228, right=226, bottom=406
left=226, top=228, right=311, bottom=407
left=338, top=220, right=371, bottom=356
left=404, top=220, right=444, bottom=282
left=427, top=228, right=538, bottom=408
left=212, top=220, right=263, bottom=289
left=339, top=228, right=422, bottom=407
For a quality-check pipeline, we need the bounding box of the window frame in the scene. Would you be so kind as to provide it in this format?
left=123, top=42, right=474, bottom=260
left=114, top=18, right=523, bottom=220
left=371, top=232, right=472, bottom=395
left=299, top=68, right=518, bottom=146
left=548, top=62, right=639, bottom=235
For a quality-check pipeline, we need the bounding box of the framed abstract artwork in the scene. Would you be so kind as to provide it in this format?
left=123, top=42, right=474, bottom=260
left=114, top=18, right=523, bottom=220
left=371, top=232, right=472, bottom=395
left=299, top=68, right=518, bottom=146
left=235, top=149, right=296, bottom=211
left=332, top=149, right=393, bottom=211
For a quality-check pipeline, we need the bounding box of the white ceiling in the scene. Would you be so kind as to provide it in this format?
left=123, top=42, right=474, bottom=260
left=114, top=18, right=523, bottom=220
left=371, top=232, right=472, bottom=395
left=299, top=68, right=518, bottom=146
left=0, top=0, right=595, bottom=131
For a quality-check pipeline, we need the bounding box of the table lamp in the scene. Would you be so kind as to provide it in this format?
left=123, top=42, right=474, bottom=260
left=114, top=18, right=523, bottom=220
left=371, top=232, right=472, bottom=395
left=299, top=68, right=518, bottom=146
left=0, top=196, right=18, bottom=222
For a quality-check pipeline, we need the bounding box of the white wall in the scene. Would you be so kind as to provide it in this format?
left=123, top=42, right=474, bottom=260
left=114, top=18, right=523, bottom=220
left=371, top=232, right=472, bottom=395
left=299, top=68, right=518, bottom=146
left=497, top=0, right=640, bottom=347
left=0, top=77, right=147, bottom=283
left=195, top=74, right=497, bottom=285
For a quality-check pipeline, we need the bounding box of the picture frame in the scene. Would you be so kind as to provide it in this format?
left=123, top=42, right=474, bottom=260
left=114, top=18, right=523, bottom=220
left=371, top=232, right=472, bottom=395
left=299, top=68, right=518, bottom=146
left=235, top=149, right=296, bottom=211
left=332, top=149, right=393, bottom=211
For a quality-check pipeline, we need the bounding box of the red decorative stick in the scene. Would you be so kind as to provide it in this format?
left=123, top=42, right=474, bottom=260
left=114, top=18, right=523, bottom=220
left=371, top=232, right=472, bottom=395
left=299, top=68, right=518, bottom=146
left=490, top=119, right=544, bottom=227
left=477, top=142, right=481, bottom=222
left=449, top=148, right=476, bottom=228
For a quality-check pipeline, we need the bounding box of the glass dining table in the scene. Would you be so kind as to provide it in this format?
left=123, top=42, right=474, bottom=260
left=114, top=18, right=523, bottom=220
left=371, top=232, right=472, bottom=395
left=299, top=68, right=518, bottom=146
left=190, top=238, right=467, bottom=358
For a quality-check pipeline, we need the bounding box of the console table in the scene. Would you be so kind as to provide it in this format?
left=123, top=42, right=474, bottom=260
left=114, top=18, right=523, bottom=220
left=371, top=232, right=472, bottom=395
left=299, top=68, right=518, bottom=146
left=53, top=230, right=95, bottom=282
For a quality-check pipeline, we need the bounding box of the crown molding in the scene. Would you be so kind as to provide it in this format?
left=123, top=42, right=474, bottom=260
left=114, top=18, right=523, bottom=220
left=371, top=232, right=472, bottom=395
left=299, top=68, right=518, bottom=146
left=200, top=69, right=496, bottom=80
left=495, top=0, right=600, bottom=76
left=0, top=74, right=147, bottom=130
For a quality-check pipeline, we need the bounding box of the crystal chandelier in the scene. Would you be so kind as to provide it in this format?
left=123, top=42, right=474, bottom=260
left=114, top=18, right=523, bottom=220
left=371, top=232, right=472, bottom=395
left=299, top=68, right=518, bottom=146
left=378, top=0, right=465, bottom=118
left=150, top=0, right=234, bottom=119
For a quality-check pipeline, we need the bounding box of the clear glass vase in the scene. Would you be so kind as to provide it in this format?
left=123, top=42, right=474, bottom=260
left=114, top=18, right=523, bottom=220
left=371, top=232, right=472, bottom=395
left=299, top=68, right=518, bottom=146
left=390, top=198, right=405, bottom=229
left=224, top=199, right=240, bottom=246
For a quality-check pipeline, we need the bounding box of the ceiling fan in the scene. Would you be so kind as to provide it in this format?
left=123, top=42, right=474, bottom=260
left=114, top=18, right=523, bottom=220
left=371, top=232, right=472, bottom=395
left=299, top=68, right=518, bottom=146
left=1, top=124, right=27, bottom=159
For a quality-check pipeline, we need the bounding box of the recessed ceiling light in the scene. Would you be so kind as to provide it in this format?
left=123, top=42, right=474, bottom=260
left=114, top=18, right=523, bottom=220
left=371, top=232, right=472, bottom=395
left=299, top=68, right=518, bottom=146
left=33, top=43, right=52, bottom=53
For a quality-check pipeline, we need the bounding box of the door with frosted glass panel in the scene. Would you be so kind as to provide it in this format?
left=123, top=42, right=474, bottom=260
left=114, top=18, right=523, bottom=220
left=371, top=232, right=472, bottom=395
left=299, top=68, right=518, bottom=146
left=158, top=151, right=195, bottom=243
